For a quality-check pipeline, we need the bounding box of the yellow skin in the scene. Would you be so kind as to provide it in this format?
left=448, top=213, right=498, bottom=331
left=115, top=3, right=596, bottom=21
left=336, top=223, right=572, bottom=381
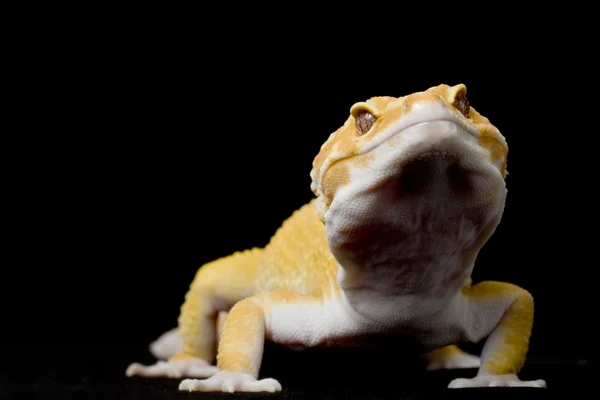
left=126, top=84, right=546, bottom=392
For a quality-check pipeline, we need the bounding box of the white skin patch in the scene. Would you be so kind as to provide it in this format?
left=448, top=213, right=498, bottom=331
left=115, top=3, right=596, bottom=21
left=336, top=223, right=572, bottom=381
left=264, top=298, right=359, bottom=347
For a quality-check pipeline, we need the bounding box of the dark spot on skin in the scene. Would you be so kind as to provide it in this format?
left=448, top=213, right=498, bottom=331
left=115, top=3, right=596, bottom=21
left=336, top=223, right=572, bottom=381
left=355, top=110, right=376, bottom=135
left=452, top=91, right=470, bottom=118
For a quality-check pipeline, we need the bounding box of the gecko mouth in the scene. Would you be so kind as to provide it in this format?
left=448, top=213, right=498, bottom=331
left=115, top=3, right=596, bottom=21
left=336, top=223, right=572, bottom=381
left=396, top=118, right=479, bottom=139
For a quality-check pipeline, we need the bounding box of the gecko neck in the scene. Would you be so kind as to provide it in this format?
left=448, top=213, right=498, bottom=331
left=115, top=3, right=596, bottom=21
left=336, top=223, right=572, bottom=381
left=329, top=210, right=502, bottom=322
left=324, top=157, right=507, bottom=317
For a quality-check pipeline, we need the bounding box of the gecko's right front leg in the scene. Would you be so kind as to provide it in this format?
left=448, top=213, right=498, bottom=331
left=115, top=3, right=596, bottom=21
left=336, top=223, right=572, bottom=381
left=179, top=290, right=323, bottom=393
left=127, top=312, right=231, bottom=378
left=126, top=280, right=222, bottom=379
left=127, top=249, right=263, bottom=380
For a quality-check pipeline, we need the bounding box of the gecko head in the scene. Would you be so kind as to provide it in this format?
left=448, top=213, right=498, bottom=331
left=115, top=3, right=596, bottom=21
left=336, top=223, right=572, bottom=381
left=309, top=83, right=508, bottom=224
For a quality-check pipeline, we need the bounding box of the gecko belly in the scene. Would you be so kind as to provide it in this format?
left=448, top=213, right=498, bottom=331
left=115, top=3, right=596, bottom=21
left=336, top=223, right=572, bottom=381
left=263, top=291, right=461, bottom=352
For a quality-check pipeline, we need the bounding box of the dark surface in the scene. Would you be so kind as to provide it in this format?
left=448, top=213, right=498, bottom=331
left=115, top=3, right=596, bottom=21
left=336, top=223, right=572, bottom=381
left=12, top=40, right=596, bottom=362
left=7, top=12, right=597, bottom=400
left=4, top=344, right=595, bottom=399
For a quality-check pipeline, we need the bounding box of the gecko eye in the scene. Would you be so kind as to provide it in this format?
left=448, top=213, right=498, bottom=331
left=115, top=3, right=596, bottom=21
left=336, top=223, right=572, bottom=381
left=354, top=110, right=377, bottom=135
left=452, top=90, right=470, bottom=118
left=350, top=103, right=378, bottom=136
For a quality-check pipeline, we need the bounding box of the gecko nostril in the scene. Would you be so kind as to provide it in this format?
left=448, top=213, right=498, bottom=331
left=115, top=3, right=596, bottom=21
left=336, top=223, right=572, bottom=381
left=447, top=162, right=472, bottom=194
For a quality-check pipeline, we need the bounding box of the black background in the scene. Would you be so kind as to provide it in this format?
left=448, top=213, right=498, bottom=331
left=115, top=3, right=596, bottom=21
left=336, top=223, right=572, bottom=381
left=5, top=11, right=598, bottom=395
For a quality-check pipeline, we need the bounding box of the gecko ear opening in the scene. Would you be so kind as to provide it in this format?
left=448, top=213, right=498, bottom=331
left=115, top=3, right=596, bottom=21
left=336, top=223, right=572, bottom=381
left=310, top=169, right=327, bottom=224
left=314, top=196, right=327, bottom=223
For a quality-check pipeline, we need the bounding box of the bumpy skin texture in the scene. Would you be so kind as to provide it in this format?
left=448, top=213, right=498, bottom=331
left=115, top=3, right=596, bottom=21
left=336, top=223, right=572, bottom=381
left=126, top=84, right=546, bottom=392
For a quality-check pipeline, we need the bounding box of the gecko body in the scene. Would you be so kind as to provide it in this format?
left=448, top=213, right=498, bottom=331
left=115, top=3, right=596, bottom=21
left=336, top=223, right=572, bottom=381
left=126, top=84, right=546, bottom=392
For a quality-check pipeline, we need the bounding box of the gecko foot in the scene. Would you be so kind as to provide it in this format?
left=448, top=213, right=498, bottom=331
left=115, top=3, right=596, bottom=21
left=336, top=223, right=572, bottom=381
left=179, top=371, right=282, bottom=393
left=448, top=373, right=547, bottom=388
left=126, top=358, right=218, bottom=379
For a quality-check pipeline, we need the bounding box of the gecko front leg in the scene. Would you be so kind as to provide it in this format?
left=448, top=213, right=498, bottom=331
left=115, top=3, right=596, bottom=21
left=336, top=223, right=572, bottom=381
left=179, top=290, right=323, bottom=393
left=125, top=284, right=221, bottom=379
left=424, top=345, right=480, bottom=371
left=448, top=281, right=546, bottom=388
left=148, top=312, right=229, bottom=361
left=126, top=249, right=263, bottom=380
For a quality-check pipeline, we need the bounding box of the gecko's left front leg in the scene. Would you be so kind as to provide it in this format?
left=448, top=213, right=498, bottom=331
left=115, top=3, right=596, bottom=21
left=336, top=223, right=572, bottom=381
left=448, top=281, right=547, bottom=388
left=178, top=290, right=322, bottom=393
left=424, top=345, right=480, bottom=371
